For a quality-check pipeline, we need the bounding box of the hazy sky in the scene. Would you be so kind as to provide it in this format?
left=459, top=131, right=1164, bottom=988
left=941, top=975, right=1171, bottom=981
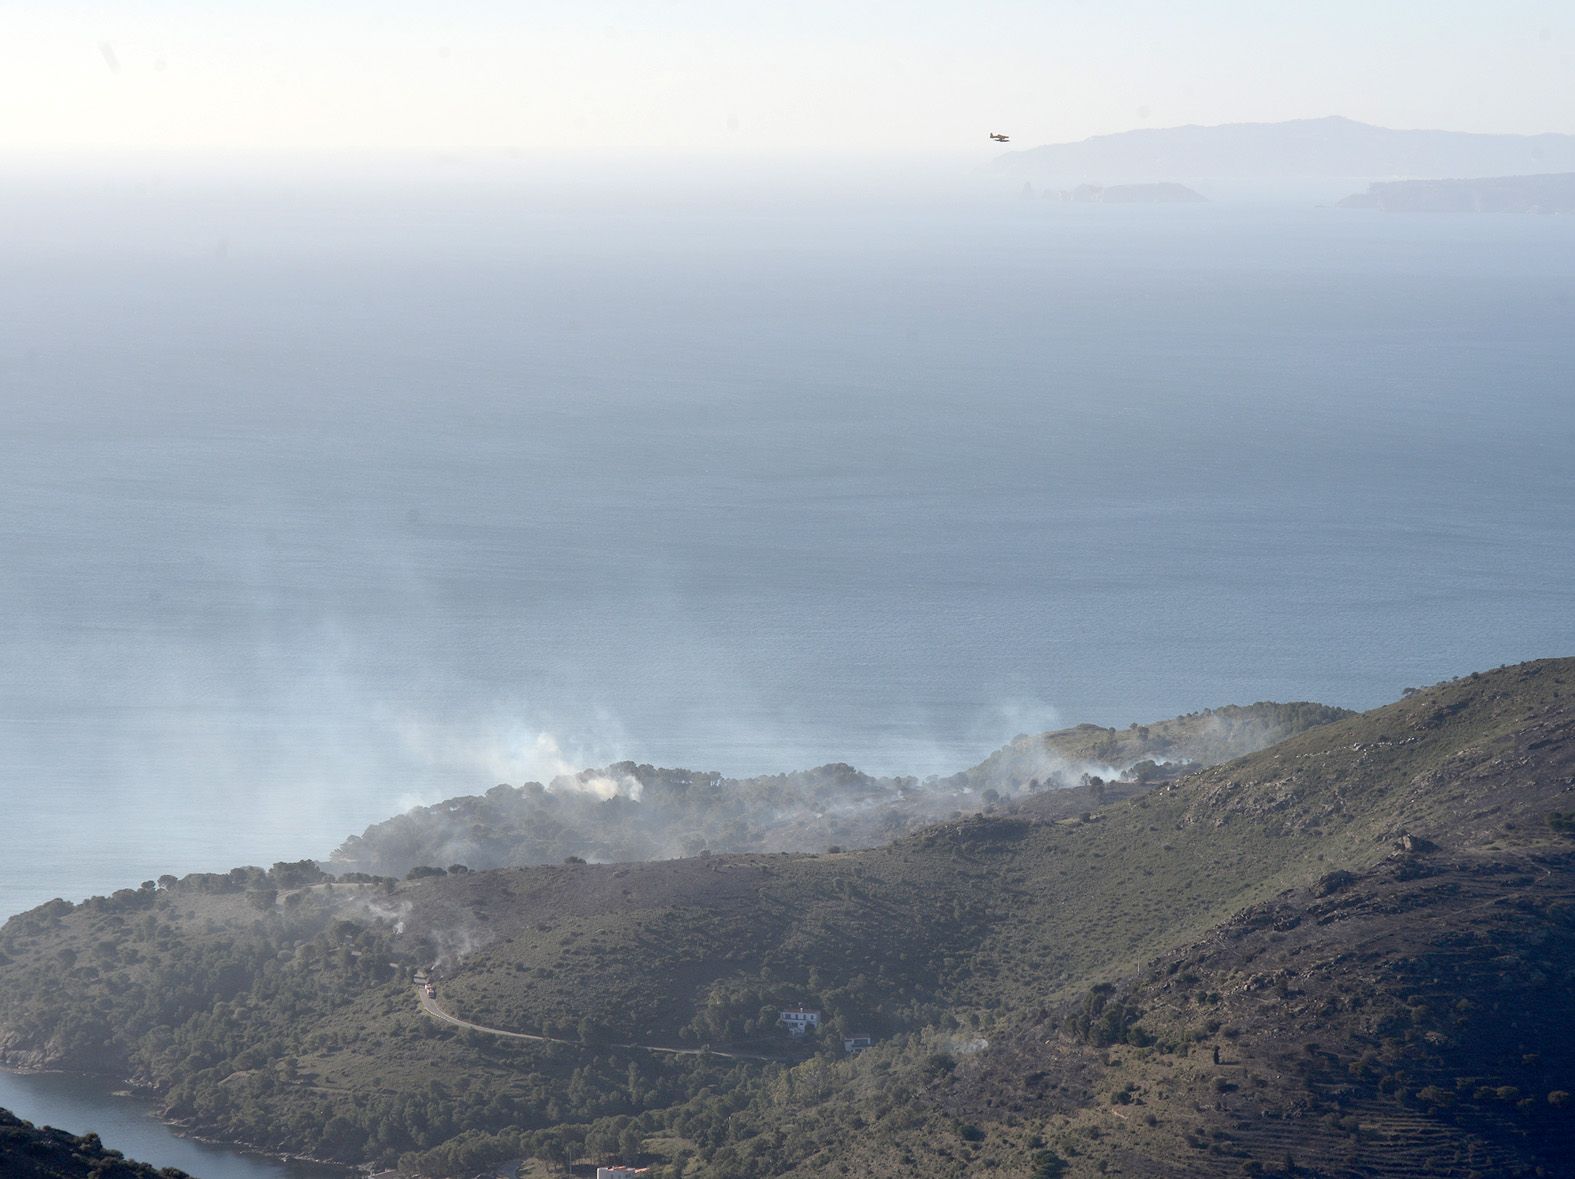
left=3, top=1, right=1573, bottom=153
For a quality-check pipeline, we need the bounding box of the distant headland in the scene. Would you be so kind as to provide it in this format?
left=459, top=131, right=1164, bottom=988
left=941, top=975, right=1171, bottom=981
left=1338, top=171, right=1575, bottom=213
left=995, top=115, right=1575, bottom=185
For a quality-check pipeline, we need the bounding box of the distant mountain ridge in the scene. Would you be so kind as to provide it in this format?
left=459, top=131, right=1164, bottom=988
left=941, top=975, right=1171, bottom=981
left=997, top=115, right=1575, bottom=183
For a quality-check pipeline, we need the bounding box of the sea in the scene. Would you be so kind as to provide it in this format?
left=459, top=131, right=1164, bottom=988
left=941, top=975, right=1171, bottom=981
left=2, top=155, right=1573, bottom=929
left=1, top=153, right=1574, bottom=1177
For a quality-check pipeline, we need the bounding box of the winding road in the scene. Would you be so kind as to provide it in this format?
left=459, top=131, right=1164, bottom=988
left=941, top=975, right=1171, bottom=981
left=414, top=974, right=783, bottom=1062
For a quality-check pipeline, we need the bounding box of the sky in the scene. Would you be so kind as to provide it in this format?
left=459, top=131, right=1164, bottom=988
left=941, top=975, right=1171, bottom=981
left=2, top=1, right=1573, bottom=154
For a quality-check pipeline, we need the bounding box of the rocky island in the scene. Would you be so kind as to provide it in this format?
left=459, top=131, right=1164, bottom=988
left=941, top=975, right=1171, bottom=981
left=1338, top=172, right=1575, bottom=213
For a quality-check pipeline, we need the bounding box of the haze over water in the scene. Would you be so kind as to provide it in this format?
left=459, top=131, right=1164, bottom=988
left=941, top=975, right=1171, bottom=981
left=3, top=158, right=1573, bottom=918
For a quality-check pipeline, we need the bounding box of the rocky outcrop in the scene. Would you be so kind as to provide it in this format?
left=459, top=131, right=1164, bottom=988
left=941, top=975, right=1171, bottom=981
left=1339, top=172, right=1575, bottom=213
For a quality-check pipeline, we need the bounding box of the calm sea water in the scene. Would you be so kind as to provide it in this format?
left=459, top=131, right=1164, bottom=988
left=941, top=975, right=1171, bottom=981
left=0, top=1068, right=344, bottom=1179
left=2, top=162, right=1573, bottom=924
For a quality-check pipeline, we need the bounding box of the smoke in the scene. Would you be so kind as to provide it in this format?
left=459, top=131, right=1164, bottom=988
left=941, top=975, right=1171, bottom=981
left=424, top=922, right=493, bottom=968
left=345, top=892, right=413, bottom=935
left=943, top=1034, right=991, bottom=1057
left=329, top=741, right=1148, bottom=879
left=396, top=722, right=643, bottom=803
left=330, top=884, right=494, bottom=968
left=569, top=769, right=645, bottom=802
left=327, top=699, right=1364, bottom=882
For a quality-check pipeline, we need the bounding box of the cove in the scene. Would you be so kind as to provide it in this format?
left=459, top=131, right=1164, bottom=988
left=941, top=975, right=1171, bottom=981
left=0, top=1068, right=346, bottom=1179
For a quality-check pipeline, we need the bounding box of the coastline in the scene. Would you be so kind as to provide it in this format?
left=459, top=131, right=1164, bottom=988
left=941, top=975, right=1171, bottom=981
left=0, top=1064, right=360, bottom=1176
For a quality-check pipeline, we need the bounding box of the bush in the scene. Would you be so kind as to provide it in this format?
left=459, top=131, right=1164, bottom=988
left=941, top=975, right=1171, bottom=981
left=923, top=1053, right=956, bottom=1077
left=1313, top=869, right=1357, bottom=897
left=1031, top=1150, right=1069, bottom=1178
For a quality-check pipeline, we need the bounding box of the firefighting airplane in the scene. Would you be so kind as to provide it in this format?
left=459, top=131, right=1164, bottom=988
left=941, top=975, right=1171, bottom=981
left=989, top=132, right=1010, bottom=142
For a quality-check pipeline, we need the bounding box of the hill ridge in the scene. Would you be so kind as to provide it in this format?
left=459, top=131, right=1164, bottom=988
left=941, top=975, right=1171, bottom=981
left=328, top=700, right=1351, bottom=879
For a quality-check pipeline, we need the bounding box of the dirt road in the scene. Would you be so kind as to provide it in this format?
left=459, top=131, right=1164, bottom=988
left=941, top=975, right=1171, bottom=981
left=413, top=974, right=782, bottom=1062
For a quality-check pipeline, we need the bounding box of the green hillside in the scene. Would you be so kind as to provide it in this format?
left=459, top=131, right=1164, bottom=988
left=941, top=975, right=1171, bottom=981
left=0, top=661, right=1571, bottom=1177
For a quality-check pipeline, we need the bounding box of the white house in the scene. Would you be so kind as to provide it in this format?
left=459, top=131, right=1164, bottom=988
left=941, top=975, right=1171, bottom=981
left=843, top=1033, right=873, bottom=1054
left=597, top=1168, right=649, bottom=1179
left=778, top=1006, right=822, bottom=1036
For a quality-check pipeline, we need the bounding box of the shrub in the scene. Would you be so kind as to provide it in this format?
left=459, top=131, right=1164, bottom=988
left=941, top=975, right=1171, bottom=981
left=923, top=1052, right=956, bottom=1077
left=1031, top=1150, right=1069, bottom=1178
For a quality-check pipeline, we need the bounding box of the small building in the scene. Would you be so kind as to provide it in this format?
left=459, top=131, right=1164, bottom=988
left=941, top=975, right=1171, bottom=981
left=597, top=1168, right=649, bottom=1179
left=843, top=1033, right=873, bottom=1054
left=778, top=1006, right=822, bottom=1036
